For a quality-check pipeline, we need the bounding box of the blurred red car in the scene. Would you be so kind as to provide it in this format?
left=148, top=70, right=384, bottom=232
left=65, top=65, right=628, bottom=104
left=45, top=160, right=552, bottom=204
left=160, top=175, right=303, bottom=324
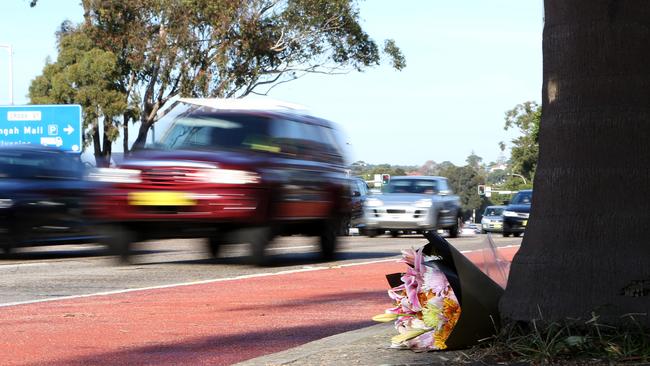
left=88, top=100, right=351, bottom=264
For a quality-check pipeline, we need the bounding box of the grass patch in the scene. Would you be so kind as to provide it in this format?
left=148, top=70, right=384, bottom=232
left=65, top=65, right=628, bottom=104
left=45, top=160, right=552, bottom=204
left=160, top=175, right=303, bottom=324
left=468, top=313, right=650, bottom=365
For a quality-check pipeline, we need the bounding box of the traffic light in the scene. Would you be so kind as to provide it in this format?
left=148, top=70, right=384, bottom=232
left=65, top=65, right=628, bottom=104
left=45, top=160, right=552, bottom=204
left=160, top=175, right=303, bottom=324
left=382, top=174, right=390, bottom=184
left=478, top=185, right=485, bottom=196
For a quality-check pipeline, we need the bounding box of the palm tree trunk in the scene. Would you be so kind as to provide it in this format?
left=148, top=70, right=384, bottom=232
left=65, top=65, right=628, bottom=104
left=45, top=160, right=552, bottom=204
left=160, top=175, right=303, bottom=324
left=500, top=0, right=650, bottom=326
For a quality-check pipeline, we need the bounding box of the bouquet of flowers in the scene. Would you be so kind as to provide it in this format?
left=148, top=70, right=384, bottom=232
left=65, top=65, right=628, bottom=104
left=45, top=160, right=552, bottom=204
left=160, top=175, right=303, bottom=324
left=373, top=247, right=462, bottom=351
left=374, top=233, right=505, bottom=352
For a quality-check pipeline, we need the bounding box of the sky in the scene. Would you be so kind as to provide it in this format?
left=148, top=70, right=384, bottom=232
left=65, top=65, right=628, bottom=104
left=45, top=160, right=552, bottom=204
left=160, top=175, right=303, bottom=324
left=0, top=0, right=543, bottom=166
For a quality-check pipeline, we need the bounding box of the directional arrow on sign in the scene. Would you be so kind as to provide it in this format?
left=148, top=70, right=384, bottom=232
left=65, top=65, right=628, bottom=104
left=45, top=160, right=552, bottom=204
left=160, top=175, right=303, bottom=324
left=63, top=124, right=74, bottom=135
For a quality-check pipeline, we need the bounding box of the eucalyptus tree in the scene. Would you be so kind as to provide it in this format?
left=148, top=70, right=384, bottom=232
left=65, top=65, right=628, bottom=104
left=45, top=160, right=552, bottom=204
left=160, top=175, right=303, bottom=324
left=78, top=0, right=405, bottom=149
left=501, top=101, right=541, bottom=182
left=29, top=28, right=127, bottom=166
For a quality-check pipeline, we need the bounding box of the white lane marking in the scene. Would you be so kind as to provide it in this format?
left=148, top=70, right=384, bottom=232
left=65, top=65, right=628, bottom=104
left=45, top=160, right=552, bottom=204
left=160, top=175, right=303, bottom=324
left=460, top=244, right=520, bottom=254
left=267, top=245, right=314, bottom=251
left=0, top=245, right=520, bottom=308
left=0, top=258, right=399, bottom=308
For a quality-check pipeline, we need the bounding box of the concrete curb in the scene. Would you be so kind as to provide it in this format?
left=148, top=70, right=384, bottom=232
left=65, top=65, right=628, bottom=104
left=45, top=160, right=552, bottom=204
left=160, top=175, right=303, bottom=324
left=233, top=323, right=469, bottom=366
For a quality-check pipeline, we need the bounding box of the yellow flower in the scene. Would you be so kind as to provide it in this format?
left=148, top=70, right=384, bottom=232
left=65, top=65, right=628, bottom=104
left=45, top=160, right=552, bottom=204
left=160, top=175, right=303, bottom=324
left=372, top=313, right=399, bottom=323
left=391, top=329, right=427, bottom=344
left=442, top=297, right=461, bottom=324
left=434, top=334, right=448, bottom=350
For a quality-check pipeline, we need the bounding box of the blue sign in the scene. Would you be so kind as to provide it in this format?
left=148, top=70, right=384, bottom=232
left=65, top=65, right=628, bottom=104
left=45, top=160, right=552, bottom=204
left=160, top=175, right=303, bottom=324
left=0, top=105, right=82, bottom=152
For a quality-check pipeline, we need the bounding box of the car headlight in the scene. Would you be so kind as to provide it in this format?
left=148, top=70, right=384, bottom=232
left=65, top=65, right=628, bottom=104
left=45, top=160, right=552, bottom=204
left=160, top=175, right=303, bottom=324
left=87, top=168, right=142, bottom=184
left=414, top=199, right=433, bottom=208
left=0, top=199, right=13, bottom=209
left=365, top=198, right=384, bottom=207
left=198, top=169, right=260, bottom=184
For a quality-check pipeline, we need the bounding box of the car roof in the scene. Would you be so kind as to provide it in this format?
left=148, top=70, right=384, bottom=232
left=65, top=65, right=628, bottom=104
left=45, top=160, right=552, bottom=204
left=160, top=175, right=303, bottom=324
left=485, top=205, right=506, bottom=209
left=186, top=106, right=337, bottom=129
left=389, top=176, right=448, bottom=180
left=0, top=145, right=66, bottom=154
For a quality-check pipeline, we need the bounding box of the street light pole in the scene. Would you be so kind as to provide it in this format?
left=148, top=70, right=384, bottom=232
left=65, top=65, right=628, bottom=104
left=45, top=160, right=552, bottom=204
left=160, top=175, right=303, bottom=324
left=0, top=44, right=13, bottom=105
left=508, top=173, right=527, bottom=185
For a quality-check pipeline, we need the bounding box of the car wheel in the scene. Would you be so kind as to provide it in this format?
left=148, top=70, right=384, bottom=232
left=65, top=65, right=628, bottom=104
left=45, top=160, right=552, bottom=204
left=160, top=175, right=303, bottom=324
left=240, top=226, right=272, bottom=266
left=448, top=217, right=462, bottom=238
left=513, top=232, right=521, bottom=237
left=320, top=218, right=339, bottom=260
left=365, top=228, right=378, bottom=238
left=390, top=230, right=399, bottom=238
left=207, top=235, right=225, bottom=258
left=0, top=239, right=14, bottom=258
left=481, top=229, right=487, bottom=234
left=0, top=228, right=17, bottom=257
left=100, top=224, right=135, bottom=264
left=502, top=231, right=511, bottom=237
left=339, top=217, right=351, bottom=236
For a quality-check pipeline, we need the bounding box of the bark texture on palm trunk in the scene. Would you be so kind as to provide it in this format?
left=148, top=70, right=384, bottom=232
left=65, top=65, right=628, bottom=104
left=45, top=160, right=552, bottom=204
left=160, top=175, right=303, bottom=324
left=500, top=0, right=650, bottom=325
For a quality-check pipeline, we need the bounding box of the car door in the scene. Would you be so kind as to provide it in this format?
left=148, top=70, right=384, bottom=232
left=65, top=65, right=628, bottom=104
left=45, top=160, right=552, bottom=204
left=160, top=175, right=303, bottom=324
left=4, top=151, right=92, bottom=244
left=350, top=179, right=368, bottom=226
left=268, top=118, right=333, bottom=220
left=436, top=178, right=459, bottom=225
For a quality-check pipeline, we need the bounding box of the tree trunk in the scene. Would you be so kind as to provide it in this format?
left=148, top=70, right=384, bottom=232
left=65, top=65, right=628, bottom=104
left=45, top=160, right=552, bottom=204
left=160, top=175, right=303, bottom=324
left=102, top=117, right=112, bottom=166
left=91, top=117, right=108, bottom=168
left=132, top=117, right=152, bottom=151
left=500, top=0, right=650, bottom=326
left=122, top=113, right=129, bottom=156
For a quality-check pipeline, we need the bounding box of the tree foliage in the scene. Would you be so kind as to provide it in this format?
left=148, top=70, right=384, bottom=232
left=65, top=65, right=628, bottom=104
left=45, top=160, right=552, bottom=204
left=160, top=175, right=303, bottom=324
left=439, top=162, right=484, bottom=218
left=502, top=101, right=540, bottom=182
left=29, top=26, right=128, bottom=166
left=62, top=0, right=405, bottom=150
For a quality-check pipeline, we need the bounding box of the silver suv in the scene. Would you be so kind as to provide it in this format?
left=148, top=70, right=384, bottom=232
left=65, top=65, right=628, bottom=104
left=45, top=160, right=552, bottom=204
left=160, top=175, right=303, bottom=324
left=362, top=176, right=462, bottom=238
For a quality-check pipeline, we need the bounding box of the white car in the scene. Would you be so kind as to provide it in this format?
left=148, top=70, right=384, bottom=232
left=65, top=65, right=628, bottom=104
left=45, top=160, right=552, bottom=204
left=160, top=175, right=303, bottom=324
left=362, top=176, right=462, bottom=238
left=480, top=205, right=506, bottom=233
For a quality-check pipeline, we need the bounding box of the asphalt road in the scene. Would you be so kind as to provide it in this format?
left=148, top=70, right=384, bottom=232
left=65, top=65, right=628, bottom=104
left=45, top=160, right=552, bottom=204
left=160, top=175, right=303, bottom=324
left=0, top=230, right=522, bottom=306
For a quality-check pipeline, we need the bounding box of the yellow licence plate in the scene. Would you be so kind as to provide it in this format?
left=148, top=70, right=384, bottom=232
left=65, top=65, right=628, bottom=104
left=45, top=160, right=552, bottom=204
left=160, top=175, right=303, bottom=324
left=522, top=220, right=528, bottom=227
left=128, top=191, right=196, bottom=206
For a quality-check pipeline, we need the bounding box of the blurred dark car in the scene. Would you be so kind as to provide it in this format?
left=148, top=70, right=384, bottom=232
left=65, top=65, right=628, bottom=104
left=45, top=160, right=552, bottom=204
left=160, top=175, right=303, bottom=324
left=502, top=189, right=532, bottom=237
left=341, top=177, right=370, bottom=235
left=0, top=145, right=99, bottom=254
left=87, top=99, right=351, bottom=264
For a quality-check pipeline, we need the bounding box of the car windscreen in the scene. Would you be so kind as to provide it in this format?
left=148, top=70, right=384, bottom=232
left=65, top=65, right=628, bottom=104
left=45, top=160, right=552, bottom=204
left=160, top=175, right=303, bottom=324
left=385, top=179, right=438, bottom=194
left=511, top=191, right=532, bottom=205
left=159, top=114, right=276, bottom=153
left=484, top=207, right=504, bottom=216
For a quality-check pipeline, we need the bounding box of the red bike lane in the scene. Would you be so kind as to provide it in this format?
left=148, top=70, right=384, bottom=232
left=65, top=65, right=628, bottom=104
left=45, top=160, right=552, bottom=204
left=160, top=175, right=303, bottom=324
left=0, top=246, right=519, bottom=366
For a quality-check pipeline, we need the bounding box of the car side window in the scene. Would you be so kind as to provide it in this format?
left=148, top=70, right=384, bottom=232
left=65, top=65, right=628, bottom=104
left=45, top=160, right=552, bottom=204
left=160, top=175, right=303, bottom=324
left=362, top=181, right=369, bottom=195
left=317, top=126, right=344, bottom=164
left=299, top=122, right=341, bottom=163
left=438, top=179, right=451, bottom=193
left=356, top=180, right=367, bottom=195
left=270, top=119, right=303, bottom=157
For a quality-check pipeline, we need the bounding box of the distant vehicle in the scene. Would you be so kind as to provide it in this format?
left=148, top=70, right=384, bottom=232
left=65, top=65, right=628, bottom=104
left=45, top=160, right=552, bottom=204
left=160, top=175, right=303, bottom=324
left=480, top=205, right=506, bottom=233
left=0, top=145, right=99, bottom=254
left=464, top=222, right=482, bottom=234
left=502, top=189, right=532, bottom=237
left=341, top=177, right=370, bottom=236
left=87, top=99, right=351, bottom=264
left=362, top=176, right=462, bottom=238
